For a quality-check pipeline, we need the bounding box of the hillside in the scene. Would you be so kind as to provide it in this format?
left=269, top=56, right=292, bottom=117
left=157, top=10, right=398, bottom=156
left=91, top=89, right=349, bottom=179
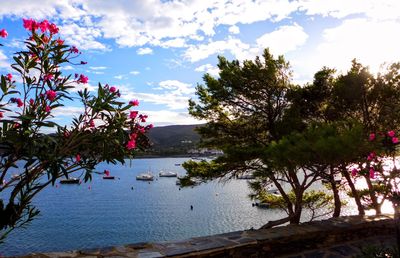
left=143, top=124, right=203, bottom=156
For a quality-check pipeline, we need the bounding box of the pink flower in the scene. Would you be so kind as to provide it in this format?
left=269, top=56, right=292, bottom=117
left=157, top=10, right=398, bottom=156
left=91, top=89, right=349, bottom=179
left=70, top=46, right=79, bottom=54
left=129, top=99, right=139, bottom=106
left=6, top=73, right=12, bottom=81
left=367, top=152, right=376, bottom=161
left=46, top=90, right=57, bottom=101
left=129, top=111, right=138, bottom=119
left=369, top=133, right=375, bottom=141
left=39, top=20, right=49, bottom=32
left=16, top=98, right=23, bottom=107
left=48, top=23, right=59, bottom=34
left=44, top=74, right=53, bottom=82
left=110, top=86, right=117, bottom=93
left=29, top=98, right=34, bottom=106
left=388, top=130, right=396, bottom=137
left=89, top=119, right=95, bottom=128
left=146, top=124, right=154, bottom=130
left=56, top=38, right=64, bottom=46
left=64, top=131, right=70, bottom=138
left=76, top=154, right=81, bottom=163
left=45, top=105, right=51, bottom=112
left=351, top=168, right=358, bottom=176
left=126, top=140, right=136, bottom=150
left=104, top=170, right=110, bottom=176
left=0, top=112, right=3, bottom=118
left=42, top=35, right=49, bottom=43
left=130, top=133, right=137, bottom=140
left=369, top=168, right=375, bottom=179
left=23, top=18, right=39, bottom=31
left=0, top=29, right=8, bottom=38
left=77, top=74, right=88, bottom=84
left=392, top=137, right=399, bottom=144
left=139, top=114, right=148, bottom=123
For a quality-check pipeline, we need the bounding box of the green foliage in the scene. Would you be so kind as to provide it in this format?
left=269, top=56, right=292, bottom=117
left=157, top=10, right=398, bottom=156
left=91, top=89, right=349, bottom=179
left=0, top=20, right=150, bottom=239
left=185, top=46, right=400, bottom=227
left=256, top=190, right=334, bottom=212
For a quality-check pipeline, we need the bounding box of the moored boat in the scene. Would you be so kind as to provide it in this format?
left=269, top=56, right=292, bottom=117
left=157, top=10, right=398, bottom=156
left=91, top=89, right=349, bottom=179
left=136, top=173, right=154, bottom=181
left=159, top=171, right=177, bottom=177
left=59, top=178, right=80, bottom=184
left=103, top=169, right=115, bottom=179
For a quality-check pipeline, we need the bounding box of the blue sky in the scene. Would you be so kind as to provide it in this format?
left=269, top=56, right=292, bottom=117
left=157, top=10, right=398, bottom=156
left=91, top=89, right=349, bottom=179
left=0, top=0, right=399, bottom=126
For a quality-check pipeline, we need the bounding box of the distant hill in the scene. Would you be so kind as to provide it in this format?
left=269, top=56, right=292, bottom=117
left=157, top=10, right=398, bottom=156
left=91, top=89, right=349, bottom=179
left=143, top=124, right=203, bottom=156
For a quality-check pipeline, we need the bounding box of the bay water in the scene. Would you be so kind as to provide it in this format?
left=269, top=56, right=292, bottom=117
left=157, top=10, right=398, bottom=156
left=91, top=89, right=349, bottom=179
left=2, top=157, right=292, bottom=256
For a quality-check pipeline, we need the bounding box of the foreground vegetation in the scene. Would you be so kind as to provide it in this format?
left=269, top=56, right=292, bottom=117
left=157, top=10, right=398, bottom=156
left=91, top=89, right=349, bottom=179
left=183, top=49, right=400, bottom=228
left=0, top=20, right=149, bottom=240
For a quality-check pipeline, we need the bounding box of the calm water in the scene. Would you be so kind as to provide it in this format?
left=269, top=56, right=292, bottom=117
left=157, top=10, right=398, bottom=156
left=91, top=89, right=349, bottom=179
left=2, top=157, right=293, bottom=256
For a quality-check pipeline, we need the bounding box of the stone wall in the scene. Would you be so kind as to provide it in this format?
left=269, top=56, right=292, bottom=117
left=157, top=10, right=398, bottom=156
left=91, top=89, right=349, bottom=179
left=21, top=215, right=396, bottom=258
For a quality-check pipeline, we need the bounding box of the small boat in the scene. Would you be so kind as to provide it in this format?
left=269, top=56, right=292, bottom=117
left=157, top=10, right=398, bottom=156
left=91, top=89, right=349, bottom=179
left=136, top=173, right=154, bottom=181
left=174, top=163, right=181, bottom=166
left=60, top=178, right=80, bottom=184
left=237, top=174, right=255, bottom=179
left=159, top=171, right=177, bottom=177
left=103, top=169, right=115, bottom=179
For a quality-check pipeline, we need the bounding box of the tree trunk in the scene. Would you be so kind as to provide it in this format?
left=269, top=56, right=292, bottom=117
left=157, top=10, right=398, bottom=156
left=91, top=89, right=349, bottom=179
left=342, top=167, right=365, bottom=215
left=330, top=165, right=341, bottom=217
left=365, top=176, right=381, bottom=215
left=331, top=180, right=341, bottom=217
left=260, top=216, right=291, bottom=229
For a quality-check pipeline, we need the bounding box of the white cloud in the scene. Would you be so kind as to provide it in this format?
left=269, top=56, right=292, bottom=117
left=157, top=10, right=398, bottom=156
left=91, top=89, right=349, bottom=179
left=89, top=71, right=104, bottom=75
left=0, top=0, right=299, bottom=50
left=123, top=91, right=190, bottom=110
left=256, top=23, right=308, bottom=55
left=119, top=80, right=194, bottom=110
left=184, top=38, right=254, bottom=62
left=161, top=38, right=187, bottom=48
left=89, top=66, right=107, bottom=70
left=158, top=80, right=194, bottom=95
left=62, top=65, right=75, bottom=71
left=137, top=47, right=153, bottom=55
left=298, top=0, right=400, bottom=20
left=69, top=82, right=96, bottom=92
left=289, top=17, right=400, bottom=84
left=59, top=23, right=107, bottom=51
left=195, top=64, right=220, bottom=77
left=51, top=106, right=83, bottom=119
left=228, top=25, right=240, bottom=34
left=143, top=110, right=204, bottom=126
left=316, top=18, right=400, bottom=74
left=114, top=75, right=127, bottom=80
left=0, top=50, right=10, bottom=69
left=130, top=70, right=140, bottom=75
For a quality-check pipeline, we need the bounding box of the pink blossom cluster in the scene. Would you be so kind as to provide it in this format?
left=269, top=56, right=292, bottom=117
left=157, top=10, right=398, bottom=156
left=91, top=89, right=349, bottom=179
left=23, top=19, right=59, bottom=34
left=0, top=29, right=8, bottom=38
left=126, top=132, right=137, bottom=150
left=75, top=74, right=88, bottom=84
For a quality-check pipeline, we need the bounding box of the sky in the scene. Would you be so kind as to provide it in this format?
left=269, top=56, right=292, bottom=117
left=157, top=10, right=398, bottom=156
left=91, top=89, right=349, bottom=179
left=0, top=0, right=399, bottom=127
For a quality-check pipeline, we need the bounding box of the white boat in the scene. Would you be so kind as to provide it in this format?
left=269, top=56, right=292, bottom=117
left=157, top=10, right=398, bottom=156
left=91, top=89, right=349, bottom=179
left=60, top=178, right=80, bottom=184
left=136, top=173, right=154, bottom=181
left=237, top=173, right=255, bottom=179
left=159, top=171, right=177, bottom=177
